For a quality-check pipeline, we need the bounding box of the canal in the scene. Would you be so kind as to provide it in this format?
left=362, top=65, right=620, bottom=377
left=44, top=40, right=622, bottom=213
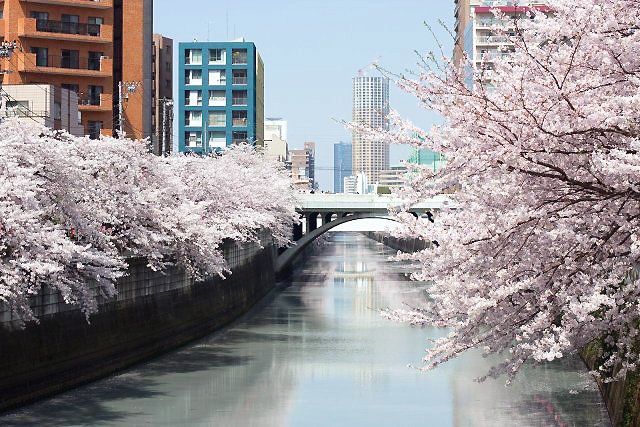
left=1, top=232, right=610, bottom=426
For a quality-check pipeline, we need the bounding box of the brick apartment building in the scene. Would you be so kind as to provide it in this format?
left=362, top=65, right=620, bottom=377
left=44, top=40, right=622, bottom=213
left=0, top=0, right=152, bottom=140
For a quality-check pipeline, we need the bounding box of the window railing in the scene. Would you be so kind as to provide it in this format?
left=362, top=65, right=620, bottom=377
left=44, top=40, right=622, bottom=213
left=232, top=97, right=247, bottom=106
left=35, top=19, right=101, bottom=37
left=232, top=77, right=247, bottom=85
left=33, top=54, right=103, bottom=71
left=79, top=96, right=102, bottom=106
left=232, top=117, right=247, bottom=126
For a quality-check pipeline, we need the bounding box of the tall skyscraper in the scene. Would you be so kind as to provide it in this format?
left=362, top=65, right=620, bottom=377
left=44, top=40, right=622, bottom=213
left=0, top=0, right=153, bottom=139
left=333, top=142, right=352, bottom=193
left=178, top=39, right=264, bottom=153
left=352, top=76, right=389, bottom=184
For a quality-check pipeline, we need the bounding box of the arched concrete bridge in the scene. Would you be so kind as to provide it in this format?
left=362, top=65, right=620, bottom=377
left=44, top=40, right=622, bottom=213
left=275, top=194, right=451, bottom=275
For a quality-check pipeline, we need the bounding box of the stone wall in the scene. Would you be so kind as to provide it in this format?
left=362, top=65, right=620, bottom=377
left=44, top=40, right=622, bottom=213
left=0, top=232, right=277, bottom=411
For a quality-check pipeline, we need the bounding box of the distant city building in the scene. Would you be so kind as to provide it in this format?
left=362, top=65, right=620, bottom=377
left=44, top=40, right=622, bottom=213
left=352, top=76, right=389, bottom=184
left=178, top=39, right=264, bottom=153
left=263, top=118, right=288, bottom=162
left=1, top=84, right=83, bottom=136
left=289, top=145, right=315, bottom=191
left=304, top=142, right=316, bottom=188
left=378, top=166, right=407, bottom=189
left=264, top=117, right=288, bottom=141
left=408, top=148, right=446, bottom=172
left=343, top=172, right=368, bottom=195
left=0, top=0, right=153, bottom=140
left=333, top=142, right=352, bottom=193
left=152, top=34, right=174, bottom=155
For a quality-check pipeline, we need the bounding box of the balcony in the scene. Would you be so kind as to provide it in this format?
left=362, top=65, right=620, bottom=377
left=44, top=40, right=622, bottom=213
left=18, top=53, right=112, bottom=77
left=78, top=93, right=112, bottom=112
left=476, top=35, right=511, bottom=44
left=232, top=77, right=247, bottom=85
left=19, top=0, right=113, bottom=8
left=232, top=117, right=247, bottom=127
left=19, top=18, right=112, bottom=43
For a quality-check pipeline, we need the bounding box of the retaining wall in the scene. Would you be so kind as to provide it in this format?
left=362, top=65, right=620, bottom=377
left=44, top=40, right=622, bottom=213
left=0, top=232, right=277, bottom=411
left=363, top=231, right=431, bottom=253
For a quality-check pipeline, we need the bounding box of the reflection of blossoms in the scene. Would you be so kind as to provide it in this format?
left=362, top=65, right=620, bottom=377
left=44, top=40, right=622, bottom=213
left=377, top=0, right=640, bottom=382
left=0, top=120, right=297, bottom=326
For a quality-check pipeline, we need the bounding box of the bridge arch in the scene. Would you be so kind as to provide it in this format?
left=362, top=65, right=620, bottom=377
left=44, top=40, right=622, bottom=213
left=275, top=213, right=399, bottom=275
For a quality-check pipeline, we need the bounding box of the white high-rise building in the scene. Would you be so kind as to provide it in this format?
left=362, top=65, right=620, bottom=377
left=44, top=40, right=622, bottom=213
left=352, top=76, right=389, bottom=184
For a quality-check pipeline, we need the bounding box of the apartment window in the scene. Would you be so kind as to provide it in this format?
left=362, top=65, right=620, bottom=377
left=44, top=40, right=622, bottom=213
left=232, top=131, right=248, bottom=144
left=184, top=110, right=202, bottom=127
left=208, top=69, right=225, bottom=85
left=61, top=14, right=80, bottom=35
left=30, top=11, right=49, bottom=20
left=87, top=121, right=103, bottom=140
left=185, top=131, right=202, bottom=147
left=185, top=90, right=202, bottom=106
left=232, top=110, right=247, bottom=127
left=87, top=85, right=103, bottom=105
left=231, top=49, right=247, bottom=64
left=232, top=70, right=247, bottom=85
left=208, top=111, right=226, bottom=127
left=209, top=131, right=226, bottom=148
left=87, top=17, right=102, bottom=36
left=88, top=51, right=103, bottom=71
left=209, top=49, right=226, bottom=64
left=61, top=49, right=79, bottom=69
left=232, top=90, right=247, bottom=106
left=30, top=47, right=48, bottom=67
left=185, top=49, right=202, bottom=65
left=61, top=83, right=79, bottom=93
left=209, top=90, right=225, bottom=106
left=185, top=69, right=202, bottom=85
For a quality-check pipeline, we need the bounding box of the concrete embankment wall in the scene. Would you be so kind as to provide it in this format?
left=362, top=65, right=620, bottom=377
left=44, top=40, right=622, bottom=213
left=582, top=344, right=640, bottom=427
left=0, top=232, right=276, bottom=411
left=365, top=231, right=639, bottom=427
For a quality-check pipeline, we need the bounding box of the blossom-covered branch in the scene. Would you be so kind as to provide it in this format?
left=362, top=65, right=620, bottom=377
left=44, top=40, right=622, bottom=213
left=381, top=0, right=640, bottom=382
left=0, top=120, right=297, bottom=325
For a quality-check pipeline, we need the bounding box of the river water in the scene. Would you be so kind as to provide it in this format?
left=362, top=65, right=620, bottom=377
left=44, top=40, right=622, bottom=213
left=1, top=232, right=610, bottom=426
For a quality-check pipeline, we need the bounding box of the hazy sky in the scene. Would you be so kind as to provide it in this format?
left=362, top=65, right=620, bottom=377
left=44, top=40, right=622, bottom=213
left=154, top=0, right=454, bottom=191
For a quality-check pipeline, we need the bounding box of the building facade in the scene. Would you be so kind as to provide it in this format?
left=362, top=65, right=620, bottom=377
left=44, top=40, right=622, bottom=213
left=152, top=33, right=173, bottom=155
left=289, top=143, right=315, bottom=191
left=333, top=142, right=352, bottom=193
left=1, top=84, right=83, bottom=135
left=178, top=40, right=264, bottom=153
left=0, top=0, right=153, bottom=140
left=352, top=76, right=389, bottom=184
left=263, top=118, right=288, bottom=162
left=454, top=1, right=551, bottom=75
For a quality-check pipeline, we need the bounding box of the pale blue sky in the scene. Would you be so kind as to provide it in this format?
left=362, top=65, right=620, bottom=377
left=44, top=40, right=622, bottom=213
left=154, top=0, right=454, bottom=191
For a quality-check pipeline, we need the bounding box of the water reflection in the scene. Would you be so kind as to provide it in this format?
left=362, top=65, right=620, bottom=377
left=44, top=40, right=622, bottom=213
left=0, top=232, right=610, bottom=426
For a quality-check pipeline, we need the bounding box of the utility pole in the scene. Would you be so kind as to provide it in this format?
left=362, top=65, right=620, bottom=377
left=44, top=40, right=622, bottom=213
left=0, top=41, right=19, bottom=122
left=117, top=80, right=141, bottom=138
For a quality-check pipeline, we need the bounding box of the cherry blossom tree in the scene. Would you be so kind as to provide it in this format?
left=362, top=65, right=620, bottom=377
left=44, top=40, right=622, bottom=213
left=0, top=120, right=296, bottom=325
left=380, top=0, right=640, bottom=382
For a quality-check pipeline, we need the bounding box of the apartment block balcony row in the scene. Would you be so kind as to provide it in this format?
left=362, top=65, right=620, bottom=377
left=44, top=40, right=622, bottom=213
left=16, top=18, right=112, bottom=43
left=17, top=52, right=112, bottom=78
left=13, top=0, right=113, bottom=9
